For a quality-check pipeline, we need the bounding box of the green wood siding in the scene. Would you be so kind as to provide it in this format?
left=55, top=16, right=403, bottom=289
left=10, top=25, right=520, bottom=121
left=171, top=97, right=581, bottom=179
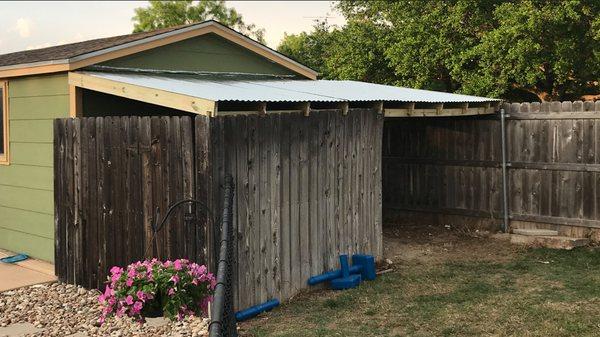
left=101, top=33, right=298, bottom=76
left=0, top=73, right=69, bottom=262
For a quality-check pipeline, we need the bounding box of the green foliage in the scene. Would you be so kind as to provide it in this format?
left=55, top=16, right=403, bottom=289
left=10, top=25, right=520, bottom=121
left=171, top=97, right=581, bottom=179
left=278, top=0, right=600, bottom=101
left=132, top=0, right=265, bottom=43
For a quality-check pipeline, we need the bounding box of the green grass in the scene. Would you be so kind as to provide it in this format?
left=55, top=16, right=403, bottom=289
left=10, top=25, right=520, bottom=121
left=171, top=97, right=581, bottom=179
left=240, top=248, right=600, bottom=337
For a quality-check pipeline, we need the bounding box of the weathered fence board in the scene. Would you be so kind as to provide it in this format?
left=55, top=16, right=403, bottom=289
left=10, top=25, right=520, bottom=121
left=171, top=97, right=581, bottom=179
left=55, top=116, right=205, bottom=289
left=384, top=101, right=600, bottom=233
left=211, top=109, right=383, bottom=308
left=56, top=109, right=384, bottom=309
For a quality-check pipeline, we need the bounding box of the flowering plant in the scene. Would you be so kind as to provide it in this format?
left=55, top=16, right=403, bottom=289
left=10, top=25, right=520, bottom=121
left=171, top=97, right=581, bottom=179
left=98, top=258, right=215, bottom=324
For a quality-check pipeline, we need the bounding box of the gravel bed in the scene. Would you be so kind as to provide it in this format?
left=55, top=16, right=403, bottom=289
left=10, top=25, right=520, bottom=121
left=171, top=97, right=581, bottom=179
left=0, top=282, right=209, bottom=336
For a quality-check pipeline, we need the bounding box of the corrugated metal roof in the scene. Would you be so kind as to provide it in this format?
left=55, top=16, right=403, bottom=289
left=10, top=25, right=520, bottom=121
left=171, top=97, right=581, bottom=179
left=77, top=71, right=500, bottom=104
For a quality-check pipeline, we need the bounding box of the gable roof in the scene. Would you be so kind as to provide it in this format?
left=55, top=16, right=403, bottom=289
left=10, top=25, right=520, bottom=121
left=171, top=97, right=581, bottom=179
left=0, top=20, right=317, bottom=79
left=0, top=25, right=189, bottom=68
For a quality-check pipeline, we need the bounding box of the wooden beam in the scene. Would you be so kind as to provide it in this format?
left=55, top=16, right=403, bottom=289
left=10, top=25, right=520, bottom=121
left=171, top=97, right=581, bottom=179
left=435, top=103, right=444, bottom=115
left=68, top=72, right=216, bottom=116
left=0, top=63, right=69, bottom=78
left=339, top=102, right=349, bottom=115
left=373, top=101, right=384, bottom=114
left=461, top=103, right=469, bottom=114
left=301, top=102, right=310, bottom=117
left=258, top=102, right=267, bottom=115
left=384, top=105, right=494, bottom=117
left=69, top=85, right=83, bottom=118
left=407, top=102, right=415, bottom=115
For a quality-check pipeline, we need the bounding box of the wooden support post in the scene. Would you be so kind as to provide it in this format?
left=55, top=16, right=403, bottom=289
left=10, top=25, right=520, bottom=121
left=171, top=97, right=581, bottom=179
left=461, top=102, right=469, bottom=114
left=406, top=102, right=415, bottom=116
left=373, top=101, right=384, bottom=114
left=212, top=102, right=219, bottom=117
left=434, top=103, right=444, bottom=115
left=301, top=102, right=311, bottom=117
left=339, top=102, right=349, bottom=115
left=258, top=102, right=267, bottom=115
left=69, top=85, right=83, bottom=118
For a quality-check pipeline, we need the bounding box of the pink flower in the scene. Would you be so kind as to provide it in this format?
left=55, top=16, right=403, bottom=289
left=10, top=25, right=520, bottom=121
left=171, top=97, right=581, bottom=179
left=136, top=290, right=146, bottom=302
left=98, top=316, right=105, bottom=325
left=103, top=285, right=114, bottom=298
left=98, top=294, right=106, bottom=304
left=200, top=296, right=212, bottom=315
left=127, top=267, right=136, bottom=278
left=132, top=301, right=143, bottom=314
left=125, top=295, right=134, bottom=305
left=174, top=260, right=183, bottom=271
left=167, top=288, right=175, bottom=296
left=110, top=266, right=123, bottom=275
left=126, top=278, right=133, bottom=287
left=116, top=307, right=126, bottom=317
left=170, top=274, right=180, bottom=285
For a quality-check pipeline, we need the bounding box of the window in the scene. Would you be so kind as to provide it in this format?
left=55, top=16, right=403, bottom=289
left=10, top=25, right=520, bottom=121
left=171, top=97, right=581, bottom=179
left=0, top=81, right=8, bottom=164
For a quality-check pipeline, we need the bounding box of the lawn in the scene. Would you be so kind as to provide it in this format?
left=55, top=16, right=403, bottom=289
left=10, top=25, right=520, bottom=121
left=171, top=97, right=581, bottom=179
left=239, top=225, right=600, bottom=337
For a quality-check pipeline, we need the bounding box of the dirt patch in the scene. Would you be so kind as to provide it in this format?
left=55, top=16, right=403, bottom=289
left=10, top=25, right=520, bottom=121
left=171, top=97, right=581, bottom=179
left=383, top=221, right=524, bottom=265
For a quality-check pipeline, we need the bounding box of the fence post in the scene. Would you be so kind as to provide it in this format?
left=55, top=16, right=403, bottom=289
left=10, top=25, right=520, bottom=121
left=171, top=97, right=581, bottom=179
left=500, top=107, right=510, bottom=233
left=209, top=174, right=237, bottom=337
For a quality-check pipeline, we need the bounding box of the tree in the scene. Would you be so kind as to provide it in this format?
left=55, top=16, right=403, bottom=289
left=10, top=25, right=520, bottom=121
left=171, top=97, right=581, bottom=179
left=277, top=20, right=395, bottom=84
left=132, top=0, right=265, bottom=43
left=278, top=0, right=600, bottom=101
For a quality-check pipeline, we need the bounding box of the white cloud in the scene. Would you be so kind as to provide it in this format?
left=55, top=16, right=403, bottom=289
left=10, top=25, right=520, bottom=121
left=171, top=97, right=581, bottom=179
left=10, top=18, right=34, bottom=38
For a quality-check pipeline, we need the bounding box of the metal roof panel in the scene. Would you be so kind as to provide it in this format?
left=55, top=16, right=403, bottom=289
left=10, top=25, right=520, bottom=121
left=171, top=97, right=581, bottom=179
left=77, top=71, right=500, bottom=104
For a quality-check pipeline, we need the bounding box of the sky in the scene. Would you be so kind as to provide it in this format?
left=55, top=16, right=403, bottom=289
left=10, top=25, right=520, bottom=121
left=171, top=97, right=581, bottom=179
left=0, top=1, right=345, bottom=55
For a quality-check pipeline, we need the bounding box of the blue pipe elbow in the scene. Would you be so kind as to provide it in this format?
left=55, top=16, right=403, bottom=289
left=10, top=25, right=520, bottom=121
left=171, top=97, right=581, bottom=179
left=235, top=299, right=280, bottom=321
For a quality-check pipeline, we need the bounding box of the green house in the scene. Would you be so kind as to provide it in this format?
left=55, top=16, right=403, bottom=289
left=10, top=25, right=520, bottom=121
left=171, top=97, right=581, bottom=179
left=0, top=21, right=318, bottom=261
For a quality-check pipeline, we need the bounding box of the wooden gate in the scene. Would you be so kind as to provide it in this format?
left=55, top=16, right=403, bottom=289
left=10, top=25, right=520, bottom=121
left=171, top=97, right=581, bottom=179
left=54, top=116, right=211, bottom=289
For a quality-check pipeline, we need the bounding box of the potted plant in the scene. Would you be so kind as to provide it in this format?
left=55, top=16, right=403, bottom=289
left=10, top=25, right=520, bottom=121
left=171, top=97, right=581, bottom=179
left=98, top=258, right=215, bottom=324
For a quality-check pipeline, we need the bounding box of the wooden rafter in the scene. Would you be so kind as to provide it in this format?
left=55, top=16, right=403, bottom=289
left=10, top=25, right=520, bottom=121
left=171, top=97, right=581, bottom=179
left=68, top=72, right=216, bottom=116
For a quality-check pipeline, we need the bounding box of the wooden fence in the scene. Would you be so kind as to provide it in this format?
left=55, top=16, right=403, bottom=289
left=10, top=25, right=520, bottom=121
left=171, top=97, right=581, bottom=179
left=55, top=109, right=383, bottom=308
left=383, top=101, right=600, bottom=234
left=211, top=109, right=383, bottom=309
left=54, top=116, right=208, bottom=289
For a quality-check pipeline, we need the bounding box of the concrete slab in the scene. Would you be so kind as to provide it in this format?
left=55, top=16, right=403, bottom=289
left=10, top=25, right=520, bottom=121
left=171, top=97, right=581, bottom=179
left=513, top=228, right=559, bottom=236
left=0, top=250, right=56, bottom=292
left=0, top=322, right=42, bottom=336
left=510, top=234, right=589, bottom=250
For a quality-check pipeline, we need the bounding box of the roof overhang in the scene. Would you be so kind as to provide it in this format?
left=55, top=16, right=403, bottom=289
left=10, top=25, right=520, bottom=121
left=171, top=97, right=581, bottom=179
left=68, top=71, right=502, bottom=117
left=0, top=21, right=318, bottom=79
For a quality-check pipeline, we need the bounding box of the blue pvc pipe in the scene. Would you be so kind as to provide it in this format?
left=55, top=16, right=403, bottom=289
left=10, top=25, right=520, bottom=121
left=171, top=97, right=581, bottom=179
left=340, top=255, right=350, bottom=278
left=235, top=299, right=280, bottom=321
left=307, top=265, right=362, bottom=285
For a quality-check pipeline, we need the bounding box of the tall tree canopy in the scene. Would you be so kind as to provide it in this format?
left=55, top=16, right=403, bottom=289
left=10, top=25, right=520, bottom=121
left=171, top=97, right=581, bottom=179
left=279, top=0, right=600, bottom=101
left=132, top=0, right=265, bottom=43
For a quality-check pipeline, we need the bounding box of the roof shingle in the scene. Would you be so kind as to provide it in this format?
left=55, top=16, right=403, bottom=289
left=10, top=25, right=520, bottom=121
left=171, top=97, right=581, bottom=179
left=0, top=23, right=203, bottom=67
